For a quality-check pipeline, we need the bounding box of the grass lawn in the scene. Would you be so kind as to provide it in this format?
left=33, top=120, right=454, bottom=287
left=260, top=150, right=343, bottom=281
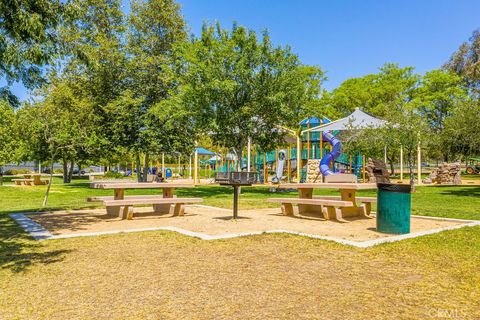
left=1, top=180, right=480, bottom=319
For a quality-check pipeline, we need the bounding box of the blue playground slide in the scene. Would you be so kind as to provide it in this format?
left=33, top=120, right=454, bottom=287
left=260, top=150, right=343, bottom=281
left=319, top=131, right=342, bottom=176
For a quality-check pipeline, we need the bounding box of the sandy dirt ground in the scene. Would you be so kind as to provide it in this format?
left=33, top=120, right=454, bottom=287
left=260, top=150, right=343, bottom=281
left=28, top=205, right=463, bottom=242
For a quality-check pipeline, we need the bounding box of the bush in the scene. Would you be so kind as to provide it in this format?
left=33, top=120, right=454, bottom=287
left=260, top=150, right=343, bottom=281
left=53, top=169, right=64, bottom=174
left=4, top=169, right=32, bottom=175
left=104, top=171, right=124, bottom=179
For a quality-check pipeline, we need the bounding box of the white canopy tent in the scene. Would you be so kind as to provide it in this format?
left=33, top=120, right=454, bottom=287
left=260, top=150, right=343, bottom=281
left=304, top=108, right=387, bottom=132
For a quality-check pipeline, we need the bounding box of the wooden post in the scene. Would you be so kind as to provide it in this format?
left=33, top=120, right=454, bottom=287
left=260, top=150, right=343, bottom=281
left=296, top=135, right=301, bottom=183
left=417, top=141, right=422, bottom=185
left=194, top=147, right=198, bottom=184
left=287, top=146, right=291, bottom=182
left=178, top=154, right=181, bottom=179
left=162, top=153, right=165, bottom=177
left=384, top=145, right=387, bottom=164
left=362, top=155, right=366, bottom=183
left=247, top=137, right=251, bottom=172
left=400, top=146, right=404, bottom=181
left=307, top=130, right=310, bottom=160
left=263, top=151, right=267, bottom=184
left=131, top=160, right=134, bottom=176
left=275, top=148, right=278, bottom=174
left=215, top=148, right=219, bottom=174
left=251, top=145, right=255, bottom=172
left=320, top=132, right=323, bottom=159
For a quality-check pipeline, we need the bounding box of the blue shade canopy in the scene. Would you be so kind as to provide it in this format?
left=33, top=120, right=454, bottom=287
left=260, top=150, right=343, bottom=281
left=196, top=147, right=216, bottom=155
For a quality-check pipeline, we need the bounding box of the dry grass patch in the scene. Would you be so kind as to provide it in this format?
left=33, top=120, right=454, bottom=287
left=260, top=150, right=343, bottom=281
left=1, top=227, right=480, bottom=319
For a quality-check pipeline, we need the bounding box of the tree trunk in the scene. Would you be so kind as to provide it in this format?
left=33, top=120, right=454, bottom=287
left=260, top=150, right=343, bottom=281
left=62, top=156, right=69, bottom=183
left=143, top=153, right=150, bottom=182
left=135, top=153, right=142, bottom=182
left=408, top=150, right=415, bottom=193
left=43, top=153, right=55, bottom=207
left=68, top=159, right=74, bottom=182
left=236, top=144, right=245, bottom=171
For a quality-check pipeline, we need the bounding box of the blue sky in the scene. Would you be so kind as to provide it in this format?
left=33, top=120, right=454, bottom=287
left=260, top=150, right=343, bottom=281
left=4, top=0, right=480, bottom=101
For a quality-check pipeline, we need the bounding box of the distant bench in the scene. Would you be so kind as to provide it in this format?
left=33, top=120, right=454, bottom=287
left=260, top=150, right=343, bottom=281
left=88, top=195, right=202, bottom=220
left=12, top=178, right=34, bottom=186
left=267, top=198, right=356, bottom=223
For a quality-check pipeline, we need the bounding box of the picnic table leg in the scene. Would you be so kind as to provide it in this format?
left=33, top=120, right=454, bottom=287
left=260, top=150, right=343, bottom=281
left=106, top=188, right=125, bottom=216
left=171, top=203, right=185, bottom=216
left=325, top=206, right=348, bottom=223
left=297, top=188, right=313, bottom=214
left=281, top=203, right=294, bottom=216
left=339, top=188, right=363, bottom=218
left=153, top=188, right=174, bottom=214
left=34, top=176, right=42, bottom=185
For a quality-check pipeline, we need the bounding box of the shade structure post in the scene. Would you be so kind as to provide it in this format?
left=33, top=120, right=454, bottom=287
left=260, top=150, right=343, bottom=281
left=263, top=151, right=267, bottom=183
left=251, top=145, right=255, bottom=172
left=307, top=129, right=310, bottom=160
left=194, top=147, right=198, bottom=184
left=287, top=145, right=291, bottom=182
left=400, top=146, right=404, bottom=181
left=178, top=154, right=181, bottom=180
left=296, top=135, right=301, bottom=183
left=417, top=141, right=422, bottom=185
left=362, top=155, right=366, bottom=183
left=320, top=131, right=323, bottom=161
left=162, top=153, right=165, bottom=178
left=247, top=137, right=251, bottom=172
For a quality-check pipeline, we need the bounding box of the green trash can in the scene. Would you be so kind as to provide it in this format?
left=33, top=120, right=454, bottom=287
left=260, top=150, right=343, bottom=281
left=376, top=183, right=412, bottom=234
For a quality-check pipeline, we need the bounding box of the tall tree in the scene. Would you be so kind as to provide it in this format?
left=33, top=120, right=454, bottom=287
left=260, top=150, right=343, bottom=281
left=180, top=22, right=325, bottom=166
left=120, top=0, right=194, bottom=181
left=329, top=64, right=419, bottom=174
left=444, top=29, right=480, bottom=97
left=0, top=0, right=63, bottom=106
left=0, top=99, right=16, bottom=184
left=414, top=70, right=468, bottom=161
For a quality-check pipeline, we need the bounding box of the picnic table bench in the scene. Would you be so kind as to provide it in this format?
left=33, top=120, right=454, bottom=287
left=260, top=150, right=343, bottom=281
left=12, top=178, right=34, bottom=186
left=267, top=198, right=356, bottom=222
left=268, top=183, right=377, bottom=223
left=89, top=182, right=202, bottom=220
left=12, top=174, right=49, bottom=186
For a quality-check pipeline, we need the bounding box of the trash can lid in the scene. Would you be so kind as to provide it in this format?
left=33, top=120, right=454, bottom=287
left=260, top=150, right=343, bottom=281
left=377, top=183, right=411, bottom=193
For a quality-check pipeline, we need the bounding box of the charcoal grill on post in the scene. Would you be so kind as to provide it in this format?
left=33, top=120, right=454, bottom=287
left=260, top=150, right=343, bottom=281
left=215, top=172, right=258, bottom=219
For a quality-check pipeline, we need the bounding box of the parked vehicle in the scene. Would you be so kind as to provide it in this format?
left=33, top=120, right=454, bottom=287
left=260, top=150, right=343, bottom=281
left=466, top=158, right=480, bottom=174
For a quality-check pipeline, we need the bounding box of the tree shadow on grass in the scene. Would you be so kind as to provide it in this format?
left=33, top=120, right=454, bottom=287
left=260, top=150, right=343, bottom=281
left=0, top=215, right=71, bottom=273
left=438, top=186, right=480, bottom=197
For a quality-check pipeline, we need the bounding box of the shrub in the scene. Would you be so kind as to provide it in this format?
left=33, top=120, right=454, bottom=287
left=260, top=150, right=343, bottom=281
left=4, top=169, right=32, bottom=175
left=104, top=171, right=124, bottom=179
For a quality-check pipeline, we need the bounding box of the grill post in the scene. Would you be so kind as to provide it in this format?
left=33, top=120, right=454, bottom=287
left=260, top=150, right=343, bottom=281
left=233, top=185, right=239, bottom=219
left=215, top=171, right=258, bottom=219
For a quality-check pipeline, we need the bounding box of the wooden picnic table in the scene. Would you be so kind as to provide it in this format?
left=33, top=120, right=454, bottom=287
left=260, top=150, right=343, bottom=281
left=20, top=173, right=49, bottom=185
left=281, top=183, right=378, bottom=218
left=90, top=182, right=196, bottom=217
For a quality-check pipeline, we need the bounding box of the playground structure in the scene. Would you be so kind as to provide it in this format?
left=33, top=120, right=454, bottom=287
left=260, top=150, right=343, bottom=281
left=121, top=108, right=426, bottom=185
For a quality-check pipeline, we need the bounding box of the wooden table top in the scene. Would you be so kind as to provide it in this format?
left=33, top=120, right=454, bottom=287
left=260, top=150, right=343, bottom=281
left=21, top=173, right=46, bottom=176
left=281, top=183, right=378, bottom=190
left=90, top=182, right=195, bottom=189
